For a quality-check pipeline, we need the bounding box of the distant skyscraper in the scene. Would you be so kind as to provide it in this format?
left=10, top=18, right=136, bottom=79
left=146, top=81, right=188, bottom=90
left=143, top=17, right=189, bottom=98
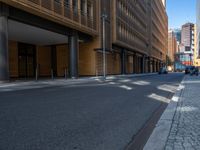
left=180, top=23, right=194, bottom=66
left=168, top=30, right=177, bottom=62
left=173, top=28, right=181, bottom=43
left=181, top=23, right=195, bottom=53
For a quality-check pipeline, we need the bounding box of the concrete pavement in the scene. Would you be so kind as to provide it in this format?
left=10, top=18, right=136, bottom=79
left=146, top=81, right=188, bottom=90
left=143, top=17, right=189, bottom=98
left=144, top=75, right=200, bottom=150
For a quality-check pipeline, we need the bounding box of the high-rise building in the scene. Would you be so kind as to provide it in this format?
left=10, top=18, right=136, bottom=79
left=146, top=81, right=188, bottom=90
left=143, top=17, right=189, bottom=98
left=148, top=0, right=168, bottom=72
left=168, top=30, right=177, bottom=62
left=196, top=0, right=200, bottom=58
left=0, top=0, right=168, bottom=81
left=194, top=24, right=200, bottom=66
left=162, top=0, right=166, bottom=7
left=180, top=23, right=194, bottom=66
left=181, top=23, right=195, bottom=52
left=194, top=25, right=198, bottom=66
left=173, top=28, right=181, bottom=43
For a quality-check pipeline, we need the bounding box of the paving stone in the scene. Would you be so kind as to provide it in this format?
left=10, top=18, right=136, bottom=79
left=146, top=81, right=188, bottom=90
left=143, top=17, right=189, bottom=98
left=165, top=76, right=200, bottom=150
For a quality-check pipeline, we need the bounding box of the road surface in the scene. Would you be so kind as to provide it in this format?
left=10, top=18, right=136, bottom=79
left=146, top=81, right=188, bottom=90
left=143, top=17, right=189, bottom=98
left=0, top=73, right=184, bottom=150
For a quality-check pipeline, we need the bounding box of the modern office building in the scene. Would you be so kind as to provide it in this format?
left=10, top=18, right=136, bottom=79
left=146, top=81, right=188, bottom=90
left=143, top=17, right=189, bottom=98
left=180, top=23, right=194, bottom=65
left=173, top=28, right=181, bottom=43
left=196, top=0, right=200, bottom=57
left=148, top=0, right=168, bottom=72
left=194, top=24, right=200, bottom=66
left=168, top=30, right=177, bottom=62
left=0, top=0, right=168, bottom=81
left=181, top=23, right=195, bottom=52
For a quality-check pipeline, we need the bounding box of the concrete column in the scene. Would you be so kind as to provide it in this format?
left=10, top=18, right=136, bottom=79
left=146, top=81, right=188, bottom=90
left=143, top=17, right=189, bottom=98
left=132, top=55, right=135, bottom=74
left=135, top=56, right=138, bottom=73
left=148, top=59, right=151, bottom=73
left=69, top=31, right=79, bottom=78
left=121, top=49, right=126, bottom=74
left=138, top=57, right=141, bottom=73
left=142, top=56, right=145, bottom=73
left=155, top=61, right=157, bottom=72
left=0, top=16, right=9, bottom=81
left=51, top=45, right=57, bottom=77
left=152, top=60, right=154, bottom=72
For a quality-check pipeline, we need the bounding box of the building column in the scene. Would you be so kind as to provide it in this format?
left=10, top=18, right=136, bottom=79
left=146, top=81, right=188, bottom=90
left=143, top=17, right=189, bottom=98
left=157, top=61, right=158, bottom=71
left=136, top=56, right=138, bottom=73
left=156, top=61, right=158, bottom=72
left=121, top=49, right=126, bottom=74
left=0, top=16, right=9, bottom=81
left=152, top=60, right=154, bottom=72
left=69, top=31, right=79, bottom=78
left=138, top=57, right=141, bottom=73
left=51, top=45, right=57, bottom=77
left=132, top=54, right=135, bottom=74
left=139, top=57, right=141, bottom=73
left=142, top=56, right=145, bottom=73
left=157, top=61, right=160, bottom=71
left=155, top=61, right=157, bottom=72
left=148, top=58, right=151, bottom=73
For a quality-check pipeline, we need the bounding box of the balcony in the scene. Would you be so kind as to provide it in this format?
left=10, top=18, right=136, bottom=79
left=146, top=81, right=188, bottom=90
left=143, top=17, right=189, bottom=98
left=3, top=0, right=98, bottom=35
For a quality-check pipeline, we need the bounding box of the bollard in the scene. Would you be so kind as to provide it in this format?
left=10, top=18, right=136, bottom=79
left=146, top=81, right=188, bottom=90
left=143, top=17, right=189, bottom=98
left=96, top=69, right=98, bottom=77
left=64, top=68, right=67, bottom=79
left=35, top=67, right=38, bottom=81
left=51, top=69, right=54, bottom=80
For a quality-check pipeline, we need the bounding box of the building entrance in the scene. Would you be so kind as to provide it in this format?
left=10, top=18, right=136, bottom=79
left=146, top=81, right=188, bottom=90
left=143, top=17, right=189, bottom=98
left=18, top=43, right=36, bottom=78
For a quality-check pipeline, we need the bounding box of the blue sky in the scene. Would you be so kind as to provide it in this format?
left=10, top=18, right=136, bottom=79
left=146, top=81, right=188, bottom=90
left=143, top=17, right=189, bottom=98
left=166, top=0, right=196, bottom=29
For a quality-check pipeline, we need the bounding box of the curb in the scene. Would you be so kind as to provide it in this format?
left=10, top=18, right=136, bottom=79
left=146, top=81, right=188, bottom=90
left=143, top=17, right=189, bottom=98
left=0, top=73, right=160, bottom=91
left=91, top=73, right=157, bottom=80
left=143, top=76, right=185, bottom=150
left=0, top=73, right=158, bottom=85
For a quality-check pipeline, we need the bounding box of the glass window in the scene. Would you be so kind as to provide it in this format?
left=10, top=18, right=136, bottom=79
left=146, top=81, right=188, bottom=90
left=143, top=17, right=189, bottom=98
left=87, top=2, right=92, bottom=17
left=81, top=0, right=86, bottom=15
left=64, top=0, right=70, bottom=7
left=73, top=0, right=78, bottom=13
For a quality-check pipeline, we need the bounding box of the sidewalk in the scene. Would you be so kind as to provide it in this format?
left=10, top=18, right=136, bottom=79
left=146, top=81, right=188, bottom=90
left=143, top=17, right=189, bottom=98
left=144, top=75, right=200, bottom=150
left=0, top=73, right=157, bottom=92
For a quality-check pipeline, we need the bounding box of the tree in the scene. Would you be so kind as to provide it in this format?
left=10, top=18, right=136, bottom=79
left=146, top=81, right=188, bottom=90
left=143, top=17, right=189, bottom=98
left=166, top=55, right=173, bottom=66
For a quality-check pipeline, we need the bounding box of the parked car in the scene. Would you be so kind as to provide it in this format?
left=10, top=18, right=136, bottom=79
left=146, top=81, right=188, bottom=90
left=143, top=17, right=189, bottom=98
left=190, top=67, right=199, bottom=76
left=185, top=66, right=194, bottom=74
left=175, top=69, right=185, bottom=72
left=158, top=67, right=168, bottom=74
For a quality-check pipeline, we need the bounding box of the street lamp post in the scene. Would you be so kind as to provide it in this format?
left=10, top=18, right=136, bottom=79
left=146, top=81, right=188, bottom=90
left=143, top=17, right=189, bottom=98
left=102, top=12, right=108, bottom=80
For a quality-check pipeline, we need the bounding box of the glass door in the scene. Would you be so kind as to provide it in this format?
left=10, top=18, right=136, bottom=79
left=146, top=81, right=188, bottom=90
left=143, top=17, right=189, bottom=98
left=18, top=43, right=36, bottom=78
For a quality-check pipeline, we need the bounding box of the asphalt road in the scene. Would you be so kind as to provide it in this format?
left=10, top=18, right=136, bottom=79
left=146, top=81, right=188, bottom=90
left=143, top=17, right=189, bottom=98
left=0, top=73, right=184, bottom=150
